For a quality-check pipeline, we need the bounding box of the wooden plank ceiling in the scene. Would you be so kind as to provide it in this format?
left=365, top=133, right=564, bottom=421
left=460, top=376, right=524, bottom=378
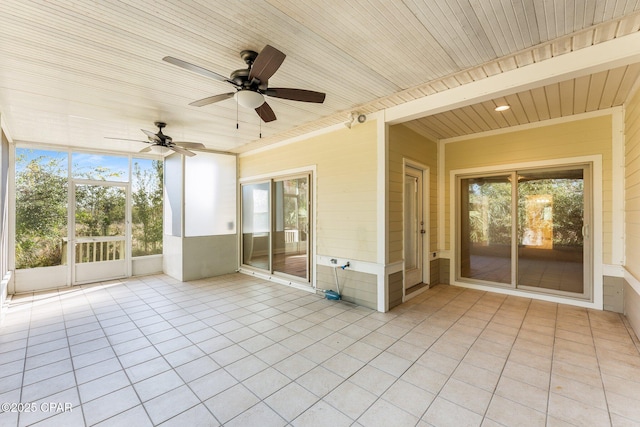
left=405, top=64, right=640, bottom=141
left=0, top=1, right=639, bottom=154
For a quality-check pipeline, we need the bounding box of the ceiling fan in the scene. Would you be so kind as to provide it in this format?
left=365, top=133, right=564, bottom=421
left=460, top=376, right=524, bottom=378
left=163, top=45, right=326, bottom=123
left=106, top=122, right=205, bottom=157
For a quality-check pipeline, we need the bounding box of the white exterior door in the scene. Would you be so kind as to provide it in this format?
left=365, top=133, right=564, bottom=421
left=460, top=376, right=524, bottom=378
left=72, top=181, right=129, bottom=284
left=404, top=166, right=424, bottom=288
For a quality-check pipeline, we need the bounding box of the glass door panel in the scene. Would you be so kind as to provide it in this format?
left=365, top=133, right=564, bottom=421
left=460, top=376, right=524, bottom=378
left=460, top=176, right=512, bottom=284
left=273, top=176, right=309, bottom=279
left=517, top=169, right=585, bottom=295
left=404, top=175, right=418, bottom=271
left=241, top=182, right=271, bottom=270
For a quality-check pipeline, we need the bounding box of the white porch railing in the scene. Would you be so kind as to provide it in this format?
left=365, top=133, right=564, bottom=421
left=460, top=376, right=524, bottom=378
left=62, top=236, right=126, bottom=264
left=285, top=229, right=299, bottom=243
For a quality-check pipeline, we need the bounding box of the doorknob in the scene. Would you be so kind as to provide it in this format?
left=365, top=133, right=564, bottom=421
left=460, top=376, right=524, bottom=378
left=420, top=229, right=426, bottom=234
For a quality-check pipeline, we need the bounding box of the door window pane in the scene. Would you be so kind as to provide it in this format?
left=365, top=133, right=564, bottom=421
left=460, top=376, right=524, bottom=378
left=273, top=177, right=308, bottom=279
left=242, top=182, right=270, bottom=270
left=404, top=175, right=418, bottom=271
left=75, top=185, right=126, bottom=237
left=15, top=149, right=68, bottom=268
left=460, top=176, right=512, bottom=284
left=517, top=169, right=584, bottom=293
left=74, top=184, right=126, bottom=263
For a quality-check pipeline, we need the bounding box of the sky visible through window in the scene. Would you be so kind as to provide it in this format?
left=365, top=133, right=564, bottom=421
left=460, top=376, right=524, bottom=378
left=16, top=148, right=157, bottom=186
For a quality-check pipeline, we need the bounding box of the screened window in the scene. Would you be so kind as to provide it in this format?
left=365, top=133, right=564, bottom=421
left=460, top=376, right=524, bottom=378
left=15, top=148, right=68, bottom=268
left=132, top=158, right=163, bottom=256
left=72, top=152, right=129, bottom=181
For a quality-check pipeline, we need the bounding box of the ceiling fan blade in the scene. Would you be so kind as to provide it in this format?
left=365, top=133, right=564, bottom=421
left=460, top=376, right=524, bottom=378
left=139, top=146, right=153, bottom=153
left=141, top=129, right=161, bottom=143
left=189, top=93, right=234, bottom=107
left=265, top=88, right=326, bottom=103
left=163, top=56, right=236, bottom=85
left=104, top=137, right=147, bottom=143
left=173, top=142, right=206, bottom=149
left=255, top=101, right=277, bottom=122
left=249, top=45, right=286, bottom=83
left=169, top=145, right=196, bottom=157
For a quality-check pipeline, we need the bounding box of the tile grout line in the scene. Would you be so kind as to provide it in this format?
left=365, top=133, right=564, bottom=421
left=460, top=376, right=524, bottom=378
left=15, top=291, right=34, bottom=427
left=73, top=280, right=169, bottom=426
left=450, top=295, right=535, bottom=425
left=587, top=309, right=615, bottom=427
left=99, top=277, right=218, bottom=426
left=544, top=300, right=560, bottom=426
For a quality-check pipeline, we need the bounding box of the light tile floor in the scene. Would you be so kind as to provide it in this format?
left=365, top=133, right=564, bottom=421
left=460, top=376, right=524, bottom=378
left=1, top=273, right=640, bottom=426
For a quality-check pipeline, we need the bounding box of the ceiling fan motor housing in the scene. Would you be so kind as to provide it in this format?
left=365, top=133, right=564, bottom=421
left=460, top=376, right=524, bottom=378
left=152, top=122, right=172, bottom=145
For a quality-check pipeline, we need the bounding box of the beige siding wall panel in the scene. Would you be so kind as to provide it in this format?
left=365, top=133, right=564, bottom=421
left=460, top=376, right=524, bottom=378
left=625, top=85, right=640, bottom=341
left=603, top=276, right=624, bottom=313
left=388, top=124, right=438, bottom=264
left=388, top=271, right=404, bottom=309
left=316, top=265, right=377, bottom=310
left=444, top=115, right=613, bottom=264
left=240, top=121, right=378, bottom=263
left=624, top=282, right=640, bottom=341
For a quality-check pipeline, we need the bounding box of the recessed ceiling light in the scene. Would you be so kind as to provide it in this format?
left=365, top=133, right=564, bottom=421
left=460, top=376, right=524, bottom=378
left=494, top=105, right=510, bottom=112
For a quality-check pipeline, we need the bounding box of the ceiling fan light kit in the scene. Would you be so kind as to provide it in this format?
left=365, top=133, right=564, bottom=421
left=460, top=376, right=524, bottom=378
left=235, top=89, right=265, bottom=108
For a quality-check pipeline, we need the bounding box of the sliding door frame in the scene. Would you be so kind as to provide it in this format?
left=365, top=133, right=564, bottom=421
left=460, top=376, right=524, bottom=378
left=450, top=155, right=603, bottom=309
left=239, top=166, right=316, bottom=289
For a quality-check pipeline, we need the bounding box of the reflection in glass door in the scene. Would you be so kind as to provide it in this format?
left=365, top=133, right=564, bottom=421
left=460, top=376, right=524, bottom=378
left=517, top=169, right=586, bottom=295
left=460, top=176, right=512, bottom=285
left=273, top=177, right=309, bottom=280
left=241, top=182, right=271, bottom=270
left=458, top=165, right=590, bottom=299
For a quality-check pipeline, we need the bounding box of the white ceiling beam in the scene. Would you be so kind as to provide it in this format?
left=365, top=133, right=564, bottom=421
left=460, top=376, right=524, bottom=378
left=385, top=31, right=640, bottom=124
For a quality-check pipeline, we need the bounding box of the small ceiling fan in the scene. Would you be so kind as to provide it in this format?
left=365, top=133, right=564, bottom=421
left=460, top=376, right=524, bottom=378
left=163, top=45, right=326, bottom=123
left=106, top=122, right=205, bottom=157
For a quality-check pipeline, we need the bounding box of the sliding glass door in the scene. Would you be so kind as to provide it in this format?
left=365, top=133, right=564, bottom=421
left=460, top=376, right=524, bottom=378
left=516, top=169, right=586, bottom=295
left=241, top=174, right=311, bottom=283
left=273, top=177, right=309, bottom=279
left=458, top=165, right=591, bottom=299
left=241, top=182, right=271, bottom=270
left=460, top=175, right=512, bottom=285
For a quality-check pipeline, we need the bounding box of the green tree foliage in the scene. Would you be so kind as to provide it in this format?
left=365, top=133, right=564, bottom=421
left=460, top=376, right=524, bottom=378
left=466, top=175, right=584, bottom=248
left=15, top=153, right=68, bottom=268
left=132, top=160, right=163, bottom=256
left=467, top=179, right=512, bottom=245
left=518, top=178, right=583, bottom=247
left=75, top=184, right=126, bottom=237
left=16, top=150, right=164, bottom=269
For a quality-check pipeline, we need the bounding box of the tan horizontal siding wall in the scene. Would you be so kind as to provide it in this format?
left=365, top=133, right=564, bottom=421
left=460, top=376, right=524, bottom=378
left=388, top=124, right=438, bottom=264
left=626, top=88, right=640, bottom=281
left=444, top=115, right=613, bottom=265
left=316, top=265, right=377, bottom=309
left=625, top=85, right=640, bottom=338
left=388, top=271, right=403, bottom=309
left=240, top=121, right=378, bottom=262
